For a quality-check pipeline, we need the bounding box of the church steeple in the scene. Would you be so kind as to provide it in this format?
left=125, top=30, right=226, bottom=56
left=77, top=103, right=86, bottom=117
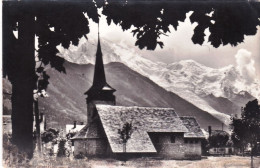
left=85, top=24, right=116, bottom=124
left=92, top=26, right=106, bottom=88
left=85, top=23, right=116, bottom=101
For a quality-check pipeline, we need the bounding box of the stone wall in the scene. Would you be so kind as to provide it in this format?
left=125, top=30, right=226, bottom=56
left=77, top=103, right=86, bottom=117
left=149, top=133, right=201, bottom=160
left=74, top=138, right=112, bottom=156
left=183, top=139, right=201, bottom=159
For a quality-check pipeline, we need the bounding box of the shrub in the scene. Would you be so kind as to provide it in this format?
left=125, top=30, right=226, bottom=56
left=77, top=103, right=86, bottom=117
left=74, top=152, right=85, bottom=159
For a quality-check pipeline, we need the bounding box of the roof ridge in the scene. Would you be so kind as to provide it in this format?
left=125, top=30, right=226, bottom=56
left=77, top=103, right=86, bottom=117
left=180, top=116, right=196, bottom=119
left=96, top=104, right=176, bottom=110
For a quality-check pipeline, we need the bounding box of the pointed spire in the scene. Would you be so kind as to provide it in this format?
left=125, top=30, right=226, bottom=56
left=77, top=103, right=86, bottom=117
left=85, top=21, right=116, bottom=96
left=93, top=22, right=106, bottom=87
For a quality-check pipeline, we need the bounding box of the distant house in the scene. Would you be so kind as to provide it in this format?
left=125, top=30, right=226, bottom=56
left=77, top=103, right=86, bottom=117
left=66, top=121, right=85, bottom=135
left=65, top=121, right=85, bottom=149
left=72, top=33, right=204, bottom=160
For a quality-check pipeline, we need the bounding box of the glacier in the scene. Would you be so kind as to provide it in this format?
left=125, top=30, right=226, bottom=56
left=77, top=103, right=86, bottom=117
left=57, top=37, right=260, bottom=125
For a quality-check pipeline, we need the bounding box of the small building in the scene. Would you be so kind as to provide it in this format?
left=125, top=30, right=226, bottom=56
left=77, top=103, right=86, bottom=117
left=72, top=32, right=204, bottom=160
left=66, top=121, right=85, bottom=135
left=66, top=121, right=85, bottom=153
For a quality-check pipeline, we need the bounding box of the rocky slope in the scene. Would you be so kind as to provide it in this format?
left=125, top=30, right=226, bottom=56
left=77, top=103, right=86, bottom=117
left=3, top=61, right=227, bottom=131
left=58, top=37, right=258, bottom=124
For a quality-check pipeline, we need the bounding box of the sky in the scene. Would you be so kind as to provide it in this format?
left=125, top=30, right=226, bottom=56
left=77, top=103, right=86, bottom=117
left=86, top=11, right=260, bottom=80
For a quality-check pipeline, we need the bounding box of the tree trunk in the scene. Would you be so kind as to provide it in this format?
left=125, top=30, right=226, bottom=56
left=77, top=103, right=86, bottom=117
left=123, top=143, right=126, bottom=153
left=242, top=146, right=244, bottom=156
left=8, top=11, right=36, bottom=158
left=34, top=100, right=42, bottom=153
left=12, top=79, right=35, bottom=158
left=251, top=155, right=253, bottom=168
left=251, top=143, right=255, bottom=168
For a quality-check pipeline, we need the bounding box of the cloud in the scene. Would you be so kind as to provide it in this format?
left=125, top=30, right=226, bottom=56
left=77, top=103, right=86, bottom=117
left=235, top=49, right=256, bottom=84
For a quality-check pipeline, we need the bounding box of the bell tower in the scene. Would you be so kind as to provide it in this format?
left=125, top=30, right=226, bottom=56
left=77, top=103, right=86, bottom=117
left=84, top=27, right=116, bottom=125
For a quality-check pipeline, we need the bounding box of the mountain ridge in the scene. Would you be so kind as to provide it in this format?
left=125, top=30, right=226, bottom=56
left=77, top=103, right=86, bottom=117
left=58, top=37, right=258, bottom=125
left=3, top=61, right=229, bottom=131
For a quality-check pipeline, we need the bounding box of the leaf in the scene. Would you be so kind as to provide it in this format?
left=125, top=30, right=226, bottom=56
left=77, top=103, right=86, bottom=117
left=38, top=71, right=50, bottom=91
left=157, top=41, right=164, bottom=48
left=36, top=67, right=44, bottom=73
left=50, top=56, right=66, bottom=74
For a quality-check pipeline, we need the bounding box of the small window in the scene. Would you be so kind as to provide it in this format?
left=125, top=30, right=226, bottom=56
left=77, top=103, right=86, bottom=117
left=195, top=140, right=198, bottom=143
left=170, top=135, right=175, bottom=143
left=190, top=140, right=193, bottom=144
left=185, top=139, right=188, bottom=143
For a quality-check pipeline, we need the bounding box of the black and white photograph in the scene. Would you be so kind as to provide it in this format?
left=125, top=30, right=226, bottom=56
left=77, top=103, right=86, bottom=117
left=2, top=0, right=260, bottom=167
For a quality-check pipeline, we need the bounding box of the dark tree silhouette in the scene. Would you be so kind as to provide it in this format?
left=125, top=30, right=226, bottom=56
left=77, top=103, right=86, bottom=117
left=3, top=2, right=98, bottom=157
left=57, top=138, right=69, bottom=157
left=103, top=1, right=260, bottom=49
left=208, top=130, right=229, bottom=148
left=231, top=99, right=260, bottom=168
left=118, top=122, right=133, bottom=153
left=3, top=0, right=260, bottom=158
left=41, top=128, right=59, bottom=144
left=231, top=116, right=247, bottom=155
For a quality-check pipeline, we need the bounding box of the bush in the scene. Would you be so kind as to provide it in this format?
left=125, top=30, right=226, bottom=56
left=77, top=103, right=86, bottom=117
left=3, top=133, right=30, bottom=167
left=74, top=152, right=85, bottom=159
left=57, top=139, right=69, bottom=157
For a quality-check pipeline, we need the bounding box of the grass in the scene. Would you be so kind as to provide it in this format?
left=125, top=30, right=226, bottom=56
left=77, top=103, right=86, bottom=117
left=3, top=155, right=260, bottom=168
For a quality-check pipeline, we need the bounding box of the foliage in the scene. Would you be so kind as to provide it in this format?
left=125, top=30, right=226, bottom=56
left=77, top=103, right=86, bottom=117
left=57, top=138, right=69, bottom=157
left=103, top=1, right=260, bottom=50
left=3, top=134, right=90, bottom=168
left=208, top=130, right=230, bottom=148
left=66, top=132, right=77, bottom=140
left=3, top=1, right=99, bottom=157
left=3, top=133, right=30, bottom=167
left=118, top=122, right=134, bottom=144
left=201, top=138, right=210, bottom=155
left=231, top=99, right=260, bottom=156
left=41, top=128, right=59, bottom=144
left=74, top=152, right=86, bottom=159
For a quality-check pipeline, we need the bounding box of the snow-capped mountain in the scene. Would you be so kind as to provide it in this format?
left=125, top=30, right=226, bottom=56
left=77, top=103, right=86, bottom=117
left=57, top=37, right=259, bottom=125
left=3, top=61, right=227, bottom=130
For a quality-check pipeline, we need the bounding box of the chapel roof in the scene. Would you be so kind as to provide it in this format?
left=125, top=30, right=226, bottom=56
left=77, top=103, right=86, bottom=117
left=180, top=116, right=205, bottom=138
left=95, top=104, right=188, bottom=153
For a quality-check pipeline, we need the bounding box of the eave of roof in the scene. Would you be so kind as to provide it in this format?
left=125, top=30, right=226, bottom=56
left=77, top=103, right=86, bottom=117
left=180, top=116, right=205, bottom=138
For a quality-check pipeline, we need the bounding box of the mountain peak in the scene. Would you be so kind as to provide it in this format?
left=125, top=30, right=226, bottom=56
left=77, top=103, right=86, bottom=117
left=179, top=59, right=201, bottom=65
left=57, top=37, right=260, bottom=118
